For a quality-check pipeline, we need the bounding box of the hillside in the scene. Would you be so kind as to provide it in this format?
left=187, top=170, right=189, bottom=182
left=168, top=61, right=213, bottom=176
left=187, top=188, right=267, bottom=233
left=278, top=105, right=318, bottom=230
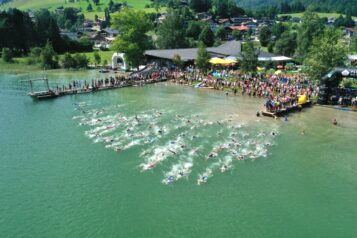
left=0, top=0, right=152, bottom=19
left=236, top=0, right=357, bottom=16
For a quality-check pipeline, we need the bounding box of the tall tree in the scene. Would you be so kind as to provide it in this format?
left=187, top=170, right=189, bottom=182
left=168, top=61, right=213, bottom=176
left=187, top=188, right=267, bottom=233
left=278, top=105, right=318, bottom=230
left=198, top=25, right=214, bottom=47
left=112, top=8, right=152, bottom=69
left=189, top=0, right=211, bottom=12
left=93, top=51, right=101, bottom=66
left=296, top=9, right=324, bottom=58
left=241, top=42, right=258, bottom=72
left=195, top=41, right=210, bottom=74
left=157, top=9, right=188, bottom=49
left=258, top=26, right=271, bottom=47
left=274, top=31, right=297, bottom=57
left=304, top=28, right=347, bottom=80
left=40, top=41, right=58, bottom=69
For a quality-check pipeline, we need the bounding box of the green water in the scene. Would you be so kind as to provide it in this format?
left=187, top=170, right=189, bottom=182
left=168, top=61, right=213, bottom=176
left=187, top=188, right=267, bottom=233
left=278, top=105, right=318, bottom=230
left=1, top=71, right=357, bottom=238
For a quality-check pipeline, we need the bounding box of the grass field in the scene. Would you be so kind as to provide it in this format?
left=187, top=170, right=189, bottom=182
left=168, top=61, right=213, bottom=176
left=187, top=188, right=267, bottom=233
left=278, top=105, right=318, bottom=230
left=0, top=0, right=152, bottom=20
left=279, top=12, right=357, bottom=20
left=72, top=50, right=115, bottom=66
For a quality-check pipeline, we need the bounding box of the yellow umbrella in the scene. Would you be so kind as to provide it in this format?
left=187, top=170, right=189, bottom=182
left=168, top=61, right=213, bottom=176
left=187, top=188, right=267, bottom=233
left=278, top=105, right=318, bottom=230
left=209, top=57, right=229, bottom=64
left=274, top=70, right=282, bottom=75
left=257, top=67, right=263, bottom=71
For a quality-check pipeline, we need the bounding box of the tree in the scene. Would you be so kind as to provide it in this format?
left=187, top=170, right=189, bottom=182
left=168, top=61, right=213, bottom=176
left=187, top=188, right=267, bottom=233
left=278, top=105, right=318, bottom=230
left=1, top=48, right=13, bottom=62
left=258, top=26, right=271, bottom=47
left=112, top=8, right=152, bottom=69
left=232, top=30, right=243, bottom=40
left=40, top=41, right=58, bottom=69
left=189, top=0, right=211, bottom=12
left=93, top=51, right=101, bottom=66
left=195, top=41, right=210, bottom=74
left=352, top=33, right=357, bottom=52
left=61, top=52, right=76, bottom=69
left=186, top=21, right=202, bottom=40
left=172, top=54, right=184, bottom=69
left=334, top=15, right=345, bottom=27
left=157, top=9, right=188, bottom=49
left=93, top=0, right=100, bottom=6
left=215, top=26, right=227, bottom=41
left=241, top=42, right=258, bottom=72
left=212, top=0, right=243, bottom=18
left=296, top=9, right=324, bottom=58
left=304, top=28, right=347, bottom=80
left=274, top=32, right=297, bottom=57
left=73, top=53, right=89, bottom=69
left=344, top=14, right=355, bottom=27
left=199, top=25, right=214, bottom=47
left=87, top=3, right=93, bottom=11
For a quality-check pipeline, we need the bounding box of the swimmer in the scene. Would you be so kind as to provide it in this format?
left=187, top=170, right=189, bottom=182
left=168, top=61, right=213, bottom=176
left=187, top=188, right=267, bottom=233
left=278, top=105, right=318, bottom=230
left=333, top=118, right=337, bottom=126
left=284, top=116, right=288, bottom=122
left=301, top=129, right=305, bottom=135
left=256, top=111, right=260, bottom=117
left=168, top=149, right=177, bottom=155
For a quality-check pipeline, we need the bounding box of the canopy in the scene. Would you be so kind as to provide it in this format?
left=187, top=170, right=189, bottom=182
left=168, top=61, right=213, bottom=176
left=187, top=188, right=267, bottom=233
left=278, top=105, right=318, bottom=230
left=274, top=70, right=283, bottom=75
left=224, top=56, right=238, bottom=63
left=271, top=56, right=292, bottom=61
left=277, top=65, right=284, bottom=69
left=209, top=57, right=231, bottom=65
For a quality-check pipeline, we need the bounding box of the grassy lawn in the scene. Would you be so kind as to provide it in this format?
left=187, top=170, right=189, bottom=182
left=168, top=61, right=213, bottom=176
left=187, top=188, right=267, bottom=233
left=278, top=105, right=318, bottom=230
left=279, top=12, right=357, bottom=20
left=71, top=50, right=115, bottom=65
left=0, top=0, right=151, bottom=19
left=0, top=59, right=40, bottom=73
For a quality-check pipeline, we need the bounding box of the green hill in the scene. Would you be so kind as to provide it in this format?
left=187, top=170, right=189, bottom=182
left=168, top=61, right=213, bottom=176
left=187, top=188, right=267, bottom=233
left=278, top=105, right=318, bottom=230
left=0, top=0, right=152, bottom=19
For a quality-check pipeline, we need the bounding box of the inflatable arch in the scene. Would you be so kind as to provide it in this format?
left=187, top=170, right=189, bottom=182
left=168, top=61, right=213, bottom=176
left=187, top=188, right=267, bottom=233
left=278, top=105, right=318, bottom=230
left=112, top=53, right=128, bottom=70
left=318, top=68, right=357, bottom=104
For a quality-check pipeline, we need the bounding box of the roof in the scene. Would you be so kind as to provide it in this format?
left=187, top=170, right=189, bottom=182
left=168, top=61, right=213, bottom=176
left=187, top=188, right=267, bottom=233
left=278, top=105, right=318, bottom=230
left=218, top=18, right=230, bottom=24
left=345, top=28, right=357, bottom=32
left=228, top=26, right=249, bottom=31
left=144, top=41, right=287, bottom=62
left=145, top=41, right=242, bottom=61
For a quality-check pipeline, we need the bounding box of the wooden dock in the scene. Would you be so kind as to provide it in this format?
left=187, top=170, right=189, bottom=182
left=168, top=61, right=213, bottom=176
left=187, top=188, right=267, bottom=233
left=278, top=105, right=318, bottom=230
left=21, top=77, right=168, bottom=100
left=261, top=101, right=312, bottom=118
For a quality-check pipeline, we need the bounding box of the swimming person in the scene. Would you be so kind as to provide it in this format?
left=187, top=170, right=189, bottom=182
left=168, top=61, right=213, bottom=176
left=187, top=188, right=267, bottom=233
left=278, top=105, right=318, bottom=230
left=333, top=118, right=337, bottom=126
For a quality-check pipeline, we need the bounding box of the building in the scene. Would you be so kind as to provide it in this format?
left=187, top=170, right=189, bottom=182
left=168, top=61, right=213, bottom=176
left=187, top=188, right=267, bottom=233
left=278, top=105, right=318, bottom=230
left=144, top=41, right=291, bottom=63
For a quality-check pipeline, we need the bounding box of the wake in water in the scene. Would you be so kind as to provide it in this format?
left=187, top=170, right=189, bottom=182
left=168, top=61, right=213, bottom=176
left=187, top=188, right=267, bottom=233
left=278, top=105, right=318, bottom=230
left=73, top=102, right=279, bottom=185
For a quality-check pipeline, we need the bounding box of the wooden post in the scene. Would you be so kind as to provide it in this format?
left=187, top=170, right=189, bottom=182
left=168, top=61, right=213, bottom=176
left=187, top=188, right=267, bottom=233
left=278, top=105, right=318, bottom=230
left=29, top=80, right=33, bottom=93
left=45, top=78, right=50, bottom=92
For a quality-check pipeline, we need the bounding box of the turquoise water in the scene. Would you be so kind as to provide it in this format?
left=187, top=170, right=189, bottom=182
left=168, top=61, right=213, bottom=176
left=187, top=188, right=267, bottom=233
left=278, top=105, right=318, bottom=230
left=1, top=71, right=357, bottom=237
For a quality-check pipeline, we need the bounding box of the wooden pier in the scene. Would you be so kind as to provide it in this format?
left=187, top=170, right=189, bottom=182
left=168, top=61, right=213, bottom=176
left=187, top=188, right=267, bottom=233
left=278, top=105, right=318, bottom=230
left=261, top=101, right=312, bottom=118
left=20, top=77, right=168, bottom=100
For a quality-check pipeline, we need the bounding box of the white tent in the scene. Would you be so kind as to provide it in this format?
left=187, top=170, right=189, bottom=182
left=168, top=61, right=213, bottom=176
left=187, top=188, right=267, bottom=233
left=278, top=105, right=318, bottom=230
left=270, top=56, right=293, bottom=61
left=348, top=55, right=357, bottom=61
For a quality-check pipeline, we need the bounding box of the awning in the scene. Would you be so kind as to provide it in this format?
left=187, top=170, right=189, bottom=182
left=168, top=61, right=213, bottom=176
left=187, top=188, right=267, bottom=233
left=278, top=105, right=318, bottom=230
left=271, top=56, right=292, bottom=61
left=209, top=57, right=231, bottom=64
left=348, top=55, right=357, bottom=61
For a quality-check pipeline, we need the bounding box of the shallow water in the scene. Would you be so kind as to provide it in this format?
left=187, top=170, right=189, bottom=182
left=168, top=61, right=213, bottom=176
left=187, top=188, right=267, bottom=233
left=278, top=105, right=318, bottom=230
left=1, top=71, right=357, bottom=237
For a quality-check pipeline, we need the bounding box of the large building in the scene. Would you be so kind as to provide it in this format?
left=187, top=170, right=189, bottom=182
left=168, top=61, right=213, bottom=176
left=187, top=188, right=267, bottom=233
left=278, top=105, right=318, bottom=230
left=144, top=41, right=291, bottom=63
left=112, top=41, right=292, bottom=69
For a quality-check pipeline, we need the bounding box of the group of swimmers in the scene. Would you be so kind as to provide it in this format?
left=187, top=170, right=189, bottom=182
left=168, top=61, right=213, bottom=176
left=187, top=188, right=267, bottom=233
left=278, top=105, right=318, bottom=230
left=73, top=103, right=278, bottom=185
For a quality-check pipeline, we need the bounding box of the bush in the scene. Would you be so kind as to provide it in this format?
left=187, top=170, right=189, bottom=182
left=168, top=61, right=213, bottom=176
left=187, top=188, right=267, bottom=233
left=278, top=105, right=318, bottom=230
left=61, top=53, right=76, bottom=69
left=73, top=53, right=88, bottom=69
left=41, top=42, right=58, bottom=69
left=342, top=79, right=353, bottom=88
left=2, top=48, right=13, bottom=62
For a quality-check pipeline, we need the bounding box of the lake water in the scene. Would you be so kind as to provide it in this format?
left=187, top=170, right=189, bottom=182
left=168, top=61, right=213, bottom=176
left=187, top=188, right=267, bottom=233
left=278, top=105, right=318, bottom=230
left=1, top=71, right=357, bottom=237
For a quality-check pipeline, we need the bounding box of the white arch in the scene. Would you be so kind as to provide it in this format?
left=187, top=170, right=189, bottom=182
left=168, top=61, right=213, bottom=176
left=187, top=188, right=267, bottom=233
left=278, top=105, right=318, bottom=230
left=112, top=53, right=128, bottom=70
